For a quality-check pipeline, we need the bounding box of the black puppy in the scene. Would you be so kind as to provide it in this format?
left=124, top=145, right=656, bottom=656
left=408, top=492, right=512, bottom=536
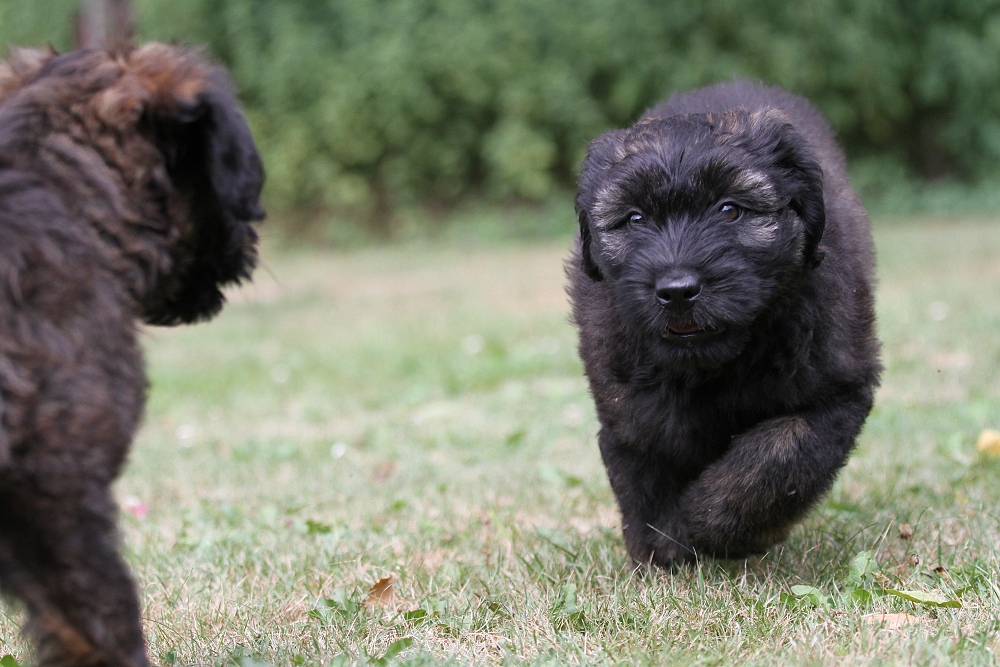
left=568, top=81, right=881, bottom=568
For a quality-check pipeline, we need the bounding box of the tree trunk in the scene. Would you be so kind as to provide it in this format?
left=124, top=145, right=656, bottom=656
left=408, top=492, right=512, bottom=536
left=76, top=0, right=134, bottom=51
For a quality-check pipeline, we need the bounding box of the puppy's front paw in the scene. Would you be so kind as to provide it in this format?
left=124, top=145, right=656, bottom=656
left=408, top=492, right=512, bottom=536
left=623, top=521, right=696, bottom=570
left=680, top=484, right=791, bottom=559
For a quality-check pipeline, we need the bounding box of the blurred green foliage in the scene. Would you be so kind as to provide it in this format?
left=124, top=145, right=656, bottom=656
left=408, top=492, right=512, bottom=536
left=0, top=0, right=78, bottom=50
left=3, top=0, right=1000, bottom=232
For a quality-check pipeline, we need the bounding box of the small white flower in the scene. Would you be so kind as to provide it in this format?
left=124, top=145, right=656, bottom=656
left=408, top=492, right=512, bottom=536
left=563, top=404, right=585, bottom=428
left=926, top=301, right=949, bottom=322
left=538, top=337, right=560, bottom=355
left=175, top=424, right=197, bottom=444
left=461, top=334, right=485, bottom=355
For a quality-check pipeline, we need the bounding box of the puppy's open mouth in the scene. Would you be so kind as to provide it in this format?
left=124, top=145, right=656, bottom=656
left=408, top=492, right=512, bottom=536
left=662, top=323, right=724, bottom=342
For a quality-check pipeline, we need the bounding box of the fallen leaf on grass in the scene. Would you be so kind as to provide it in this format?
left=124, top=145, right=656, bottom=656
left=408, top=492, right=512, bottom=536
left=305, top=519, right=333, bottom=535
left=308, top=588, right=359, bottom=621
left=861, top=613, right=922, bottom=630
left=368, top=637, right=413, bottom=666
left=365, top=575, right=395, bottom=607
left=233, top=657, right=275, bottom=667
left=403, top=608, right=428, bottom=622
left=371, top=461, right=398, bottom=484
left=976, top=429, right=1000, bottom=458
left=535, top=526, right=577, bottom=557
left=551, top=583, right=587, bottom=630
left=788, top=584, right=833, bottom=608
left=538, top=464, right=583, bottom=488
left=885, top=589, right=962, bottom=608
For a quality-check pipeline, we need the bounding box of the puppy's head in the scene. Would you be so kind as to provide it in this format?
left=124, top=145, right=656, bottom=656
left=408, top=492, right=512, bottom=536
left=1, top=44, right=264, bottom=325
left=125, top=44, right=265, bottom=325
left=575, top=108, right=824, bottom=369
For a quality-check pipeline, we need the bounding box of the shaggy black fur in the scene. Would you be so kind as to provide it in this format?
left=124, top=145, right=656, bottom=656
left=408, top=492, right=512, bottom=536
left=0, top=44, right=263, bottom=666
left=569, top=81, right=881, bottom=569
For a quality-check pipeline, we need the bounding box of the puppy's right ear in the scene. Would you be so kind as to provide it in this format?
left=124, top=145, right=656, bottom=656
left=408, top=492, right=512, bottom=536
left=577, top=204, right=603, bottom=281
left=575, top=129, right=627, bottom=282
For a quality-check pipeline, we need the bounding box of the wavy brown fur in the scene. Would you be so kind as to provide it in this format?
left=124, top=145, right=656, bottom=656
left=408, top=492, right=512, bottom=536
left=0, top=44, right=263, bottom=666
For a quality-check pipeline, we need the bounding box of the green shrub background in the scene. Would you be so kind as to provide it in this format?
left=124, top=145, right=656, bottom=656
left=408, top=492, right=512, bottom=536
left=3, top=0, right=1000, bottom=233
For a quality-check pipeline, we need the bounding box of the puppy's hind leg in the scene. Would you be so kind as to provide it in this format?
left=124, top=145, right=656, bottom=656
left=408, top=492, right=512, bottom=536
left=679, top=385, right=875, bottom=558
left=0, top=485, right=148, bottom=667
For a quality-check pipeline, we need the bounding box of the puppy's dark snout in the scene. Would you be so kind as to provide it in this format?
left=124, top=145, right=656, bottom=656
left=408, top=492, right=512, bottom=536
left=655, top=270, right=702, bottom=311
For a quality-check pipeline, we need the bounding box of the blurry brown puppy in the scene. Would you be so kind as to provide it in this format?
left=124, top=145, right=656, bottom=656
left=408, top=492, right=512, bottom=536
left=0, top=44, right=263, bottom=666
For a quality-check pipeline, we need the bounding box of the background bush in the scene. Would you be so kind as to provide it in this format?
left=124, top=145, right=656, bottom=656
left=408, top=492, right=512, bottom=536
left=4, top=0, right=1000, bottom=234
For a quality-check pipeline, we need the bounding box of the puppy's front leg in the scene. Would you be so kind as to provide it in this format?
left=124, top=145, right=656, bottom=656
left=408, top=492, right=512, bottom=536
left=680, top=386, right=874, bottom=558
left=599, top=430, right=694, bottom=569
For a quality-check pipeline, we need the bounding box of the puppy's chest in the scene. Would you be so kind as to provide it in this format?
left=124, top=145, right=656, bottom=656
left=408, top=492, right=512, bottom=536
left=612, top=380, right=765, bottom=463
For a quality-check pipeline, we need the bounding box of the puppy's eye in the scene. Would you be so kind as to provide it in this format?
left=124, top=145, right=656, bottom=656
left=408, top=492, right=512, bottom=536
left=720, top=203, right=743, bottom=222
left=627, top=212, right=645, bottom=226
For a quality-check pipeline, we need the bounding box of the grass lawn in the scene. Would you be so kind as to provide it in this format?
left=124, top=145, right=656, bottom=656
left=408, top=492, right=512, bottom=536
left=2, top=215, right=999, bottom=666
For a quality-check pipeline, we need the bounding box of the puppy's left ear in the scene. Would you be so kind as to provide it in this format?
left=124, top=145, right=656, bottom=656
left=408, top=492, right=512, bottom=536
left=180, top=80, right=266, bottom=227
left=787, top=156, right=826, bottom=269
left=749, top=111, right=826, bottom=268
left=129, top=45, right=264, bottom=324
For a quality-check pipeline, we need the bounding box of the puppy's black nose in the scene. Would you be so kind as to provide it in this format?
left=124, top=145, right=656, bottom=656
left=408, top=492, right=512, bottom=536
left=655, top=271, right=702, bottom=311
